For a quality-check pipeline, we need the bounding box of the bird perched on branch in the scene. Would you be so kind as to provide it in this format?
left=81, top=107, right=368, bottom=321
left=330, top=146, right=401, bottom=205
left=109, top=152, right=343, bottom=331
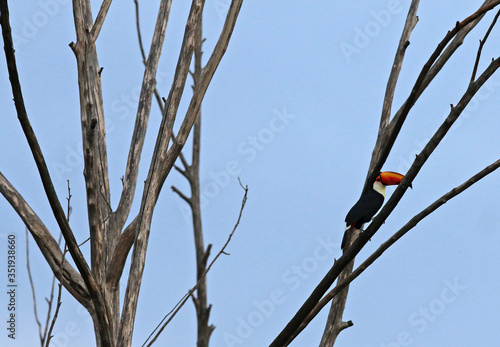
left=341, top=171, right=409, bottom=250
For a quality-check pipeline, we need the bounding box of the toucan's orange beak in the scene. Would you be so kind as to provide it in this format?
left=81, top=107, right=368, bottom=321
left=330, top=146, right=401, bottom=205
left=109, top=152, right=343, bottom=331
left=378, top=171, right=409, bottom=187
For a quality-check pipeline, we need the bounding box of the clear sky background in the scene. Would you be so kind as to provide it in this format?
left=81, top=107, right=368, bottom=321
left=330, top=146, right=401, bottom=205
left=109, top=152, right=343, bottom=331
left=1, top=1, right=500, bottom=346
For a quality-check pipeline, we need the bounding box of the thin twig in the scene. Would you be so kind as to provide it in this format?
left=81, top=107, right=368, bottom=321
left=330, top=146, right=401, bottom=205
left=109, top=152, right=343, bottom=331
left=44, top=181, right=72, bottom=346
left=26, top=228, right=43, bottom=345
left=143, top=181, right=248, bottom=346
left=44, top=283, right=63, bottom=347
left=26, top=181, right=71, bottom=346
left=289, top=158, right=500, bottom=344
left=471, top=8, right=500, bottom=83
left=133, top=0, right=166, bottom=115
left=41, top=254, right=57, bottom=345
left=133, top=0, right=148, bottom=65
left=78, top=237, right=91, bottom=247
left=178, top=151, right=190, bottom=171
left=171, top=186, right=191, bottom=205
left=41, top=230, right=64, bottom=345
left=173, top=164, right=189, bottom=179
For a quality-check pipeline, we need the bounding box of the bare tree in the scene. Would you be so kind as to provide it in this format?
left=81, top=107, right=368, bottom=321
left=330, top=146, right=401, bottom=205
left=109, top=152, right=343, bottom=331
left=0, top=0, right=243, bottom=346
left=270, top=1, right=500, bottom=346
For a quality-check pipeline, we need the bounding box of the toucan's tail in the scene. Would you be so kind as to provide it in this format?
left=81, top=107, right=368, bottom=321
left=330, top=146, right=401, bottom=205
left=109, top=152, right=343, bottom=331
left=341, top=226, right=350, bottom=250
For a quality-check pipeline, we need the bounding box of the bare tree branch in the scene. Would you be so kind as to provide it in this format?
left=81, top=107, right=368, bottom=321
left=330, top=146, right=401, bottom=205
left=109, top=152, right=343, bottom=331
left=471, top=8, right=500, bottom=83
left=72, top=0, right=112, bottom=296
left=45, top=242, right=67, bottom=347
left=178, top=151, right=190, bottom=171
left=44, top=182, right=72, bottom=346
left=26, top=180, right=72, bottom=347
left=366, top=54, right=500, bottom=247
left=171, top=186, right=191, bottom=206
left=173, top=164, right=189, bottom=179
left=114, top=0, right=173, bottom=230
left=41, top=228, right=65, bottom=344
left=143, top=180, right=248, bottom=346
left=106, top=217, right=138, bottom=289
left=42, top=276, right=57, bottom=346
left=133, top=0, right=165, bottom=114
left=26, top=179, right=72, bottom=347
left=379, top=0, right=420, bottom=132
left=133, top=0, right=147, bottom=65
left=3, top=0, right=245, bottom=344
left=415, top=0, right=497, bottom=115
left=90, top=0, right=113, bottom=43
left=44, top=283, right=63, bottom=347
left=319, top=233, right=357, bottom=346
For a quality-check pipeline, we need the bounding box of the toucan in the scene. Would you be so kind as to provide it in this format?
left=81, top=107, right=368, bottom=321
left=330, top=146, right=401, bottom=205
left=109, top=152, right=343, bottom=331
left=341, top=171, right=408, bottom=250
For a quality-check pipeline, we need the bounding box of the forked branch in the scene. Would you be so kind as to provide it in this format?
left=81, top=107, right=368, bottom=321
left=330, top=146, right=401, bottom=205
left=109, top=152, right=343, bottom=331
left=90, top=0, right=113, bottom=43
left=471, top=8, right=500, bottom=83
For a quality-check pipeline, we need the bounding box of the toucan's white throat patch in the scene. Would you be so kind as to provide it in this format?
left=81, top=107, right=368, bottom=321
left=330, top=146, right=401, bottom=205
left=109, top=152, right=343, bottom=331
left=373, top=181, right=386, bottom=197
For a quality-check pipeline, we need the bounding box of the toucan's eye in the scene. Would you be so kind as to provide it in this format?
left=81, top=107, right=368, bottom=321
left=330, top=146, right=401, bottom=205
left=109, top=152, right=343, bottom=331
left=376, top=176, right=382, bottom=182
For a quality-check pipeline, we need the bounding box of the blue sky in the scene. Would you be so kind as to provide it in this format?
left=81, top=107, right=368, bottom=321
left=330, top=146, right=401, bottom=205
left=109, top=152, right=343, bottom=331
left=1, top=1, right=500, bottom=346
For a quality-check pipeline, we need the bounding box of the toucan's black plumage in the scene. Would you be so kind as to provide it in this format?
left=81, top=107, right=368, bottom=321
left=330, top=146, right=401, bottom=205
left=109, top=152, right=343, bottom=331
left=345, top=189, right=384, bottom=230
left=341, top=171, right=406, bottom=250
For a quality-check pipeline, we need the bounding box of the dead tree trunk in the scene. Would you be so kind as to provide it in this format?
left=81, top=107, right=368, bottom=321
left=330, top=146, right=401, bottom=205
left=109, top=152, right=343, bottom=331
left=171, top=14, right=215, bottom=347
left=318, top=231, right=357, bottom=346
